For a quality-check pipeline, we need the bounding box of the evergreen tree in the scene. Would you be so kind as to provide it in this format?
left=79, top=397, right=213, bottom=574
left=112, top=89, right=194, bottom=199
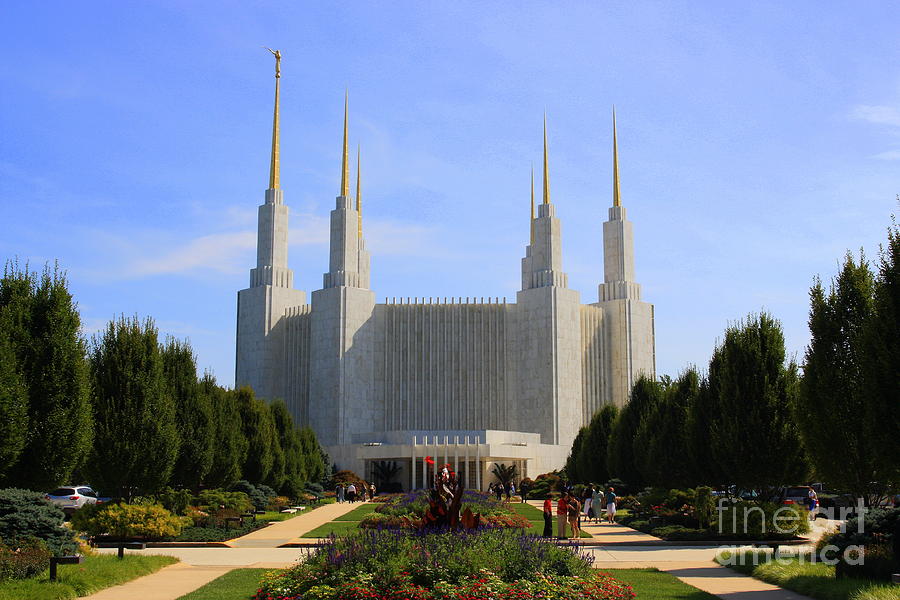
left=86, top=316, right=178, bottom=499
left=865, top=215, right=900, bottom=480
left=635, top=368, right=697, bottom=489
left=0, top=316, right=27, bottom=480
left=202, top=373, right=247, bottom=488
left=1, top=263, right=92, bottom=490
left=264, top=402, right=286, bottom=490
left=798, top=248, right=898, bottom=504
left=564, top=427, right=587, bottom=482
left=298, top=426, right=325, bottom=484
left=710, top=312, right=807, bottom=498
left=576, top=404, right=618, bottom=485
left=270, top=400, right=305, bottom=495
left=607, top=374, right=661, bottom=488
left=162, top=338, right=214, bottom=490
left=685, top=365, right=723, bottom=487
left=234, top=386, right=275, bottom=484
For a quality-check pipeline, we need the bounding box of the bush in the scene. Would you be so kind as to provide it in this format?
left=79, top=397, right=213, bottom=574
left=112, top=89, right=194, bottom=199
left=827, top=508, right=899, bottom=581
left=267, top=496, right=291, bottom=511
left=0, top=537, right=51, bottom=581
left=651, top=526, right=710, bottom=541
left=715, top=502, right=809, bottom=539
left=195, top=489, right=252, bottom=513
left=71, top=503, right=189, bottom=540
left=229, top=481, right=268, bottom=511
left=153, top=488, right=193, bottom=515
left=0, top=488, right=76, bottom=555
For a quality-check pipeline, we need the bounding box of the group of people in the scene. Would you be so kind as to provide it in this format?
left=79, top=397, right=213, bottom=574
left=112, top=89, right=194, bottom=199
left=488, top=481, right=518, bottom=502
left=335, top=481, right=377, bottom=503
left=542, top=486, right=618, bottom=539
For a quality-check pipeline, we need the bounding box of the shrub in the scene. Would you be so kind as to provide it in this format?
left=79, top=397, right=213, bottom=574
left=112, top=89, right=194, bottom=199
left=154, top=487, right=193, bottom=515
left=267, top=496, right=291, bottom=511
left=0, top=537, right=51, bottom=580
left=715, top=502, right=809, bottom=539
left=230, top=481, right=268, bottom=511
left=651, top=526, right=710, bottom=541
left=827, top=508, right=899, bottom=581
left=71, top=503, right=189, bottom=540
left=195, top=489, right=252, bottom=513
left=695, top=486, right=714, bottom=528
left=257, top=484, right=277, bottom=498
left=0, top=488, right=76, bottom=555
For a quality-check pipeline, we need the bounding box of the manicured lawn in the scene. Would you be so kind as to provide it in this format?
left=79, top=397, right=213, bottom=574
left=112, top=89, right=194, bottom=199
left=716, top=550, right=900, bottom=600
left=605, top=568, right=719, bottom=599
left=0, top=554, right=178, bottom=600
left=333, top=503, right=379, bottom=520
left=301, top=520, right=362, bottom=538
left=177, top=568, right=269, bottom=600
left=173, top=567, right=717, bottom=600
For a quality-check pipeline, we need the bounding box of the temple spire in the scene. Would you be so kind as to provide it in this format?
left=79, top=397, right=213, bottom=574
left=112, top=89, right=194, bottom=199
left=356, top=144, right=362, bottom=238
left=542, top=114, right=550, bottom=205
left=265, top=48, right=281, bottom=190
left=530, top=164, right=535, bottom=243
left=612, top=106, right=621, bottom=207
left=340, top=91, right=350, bottom=197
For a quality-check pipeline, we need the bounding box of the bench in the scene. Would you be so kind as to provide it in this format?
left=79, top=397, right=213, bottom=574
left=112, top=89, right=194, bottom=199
left=49, top=555, right=83, bottom=581
left=96, top=541, right=147, bottom=559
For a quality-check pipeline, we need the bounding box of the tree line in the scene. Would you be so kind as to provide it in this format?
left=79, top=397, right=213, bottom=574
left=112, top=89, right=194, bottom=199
left=0, top=262, right=326, bottom=498
left=566, top=211, right=899, bottom=505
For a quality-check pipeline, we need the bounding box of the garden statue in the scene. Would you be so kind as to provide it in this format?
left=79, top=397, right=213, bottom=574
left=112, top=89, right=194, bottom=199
left=420, top=464, right=481, bottom=531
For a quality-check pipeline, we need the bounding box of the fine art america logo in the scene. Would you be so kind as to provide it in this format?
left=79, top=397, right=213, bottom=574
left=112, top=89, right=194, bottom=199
left=715, top=498, right=871, bottom=566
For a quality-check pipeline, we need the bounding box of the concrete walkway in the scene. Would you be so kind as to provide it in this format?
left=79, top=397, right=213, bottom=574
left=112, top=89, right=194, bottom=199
left=84, top=500, right=819, bottom=600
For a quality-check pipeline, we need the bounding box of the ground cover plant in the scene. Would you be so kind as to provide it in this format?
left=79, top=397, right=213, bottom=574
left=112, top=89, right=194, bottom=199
left=256, top=527, right=634, bottom=600
left=716, top=550, right=900, bottom=600
left=0, top=554, right=177, bottom=600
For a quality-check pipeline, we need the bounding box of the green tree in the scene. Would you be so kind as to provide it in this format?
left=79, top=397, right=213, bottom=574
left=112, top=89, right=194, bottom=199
left=710, top=312, right=807, bottom=498
left=202, top=373, right=247, bottom=488
left=268, top=400, right=299, bottom=493
left=0, top=316, right=27, bottom=479
left=798, top=249, right=898, bottom=505
left=234, top=386, right=275, bottom=484
left=1, top=263, right=92, bottom=490
left=162, top=338, right=214, bottom=491
left=635, top=368, right=698, bottom=489
left=576, top=404, right=619, bottom=485
left=564, top=427, right=587, bottom=482
left=298, top=426, right=325, bottom=484
left=86, top=316, right=179, bottom=499
left=685, top=365, right=724, bottom=487
left=607, top=374, right=662, bottom=488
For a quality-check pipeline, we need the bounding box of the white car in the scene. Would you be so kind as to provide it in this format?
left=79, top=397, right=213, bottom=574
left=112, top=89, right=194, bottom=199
left=45, top=486, right=99, bottom=513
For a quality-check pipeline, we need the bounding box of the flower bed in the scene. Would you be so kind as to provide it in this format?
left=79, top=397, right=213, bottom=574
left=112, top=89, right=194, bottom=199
left=359, top=512, right=531, bottom=530
left=253, top=528, right=635, bottom=600
left=359, top=490, right=531, bottom=531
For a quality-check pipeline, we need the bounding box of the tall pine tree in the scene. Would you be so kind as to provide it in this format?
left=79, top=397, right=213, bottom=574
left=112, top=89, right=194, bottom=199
left=162, top=338, right=214, bottom=490
left=576, top=404, right=619, bottom=485
left=202, top=373, right=247, bottom=488
left=607, top=374, right=662, bottom=488
left=234, top=386, right=275, bottom=484
left=1, top=263, right=92, bottom=490
left=87, top=316, right=178, bottom=499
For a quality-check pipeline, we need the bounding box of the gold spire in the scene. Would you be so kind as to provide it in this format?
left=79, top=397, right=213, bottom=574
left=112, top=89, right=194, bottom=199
left=356, top=144, right=362, bottom=238
left=612, top=106, right=621, bottom=207
left=530, top=164, right=535, bottom=243
left=265, top=47, right=281, bottom=190
left=340, top=91, right=350, bottom=197
left=542, top=114, right=550, bottom=205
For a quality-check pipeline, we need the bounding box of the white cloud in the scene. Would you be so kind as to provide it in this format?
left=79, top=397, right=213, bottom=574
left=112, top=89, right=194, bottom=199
left=851, top=104, right=900, bottom=127
left=130, top=231, right=255, bottom=276
left=872, top=149, right=900, bottom=160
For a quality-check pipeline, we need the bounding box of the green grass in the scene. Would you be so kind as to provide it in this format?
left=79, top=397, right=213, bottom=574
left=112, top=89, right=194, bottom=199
left=256, top=509, right=304, bottom=522
left=301, top=520, right=362, bottom=538
left=177, top=568, right=269, bottom=600
left=333, top=503, right=379, bottom=520
left=0, top=554, right=178, bottom=600
left=716, top=550, right=900, bottom=600
left=173, top=567, right=715, bottom=600
left=604, top=568, right=719, bottom=599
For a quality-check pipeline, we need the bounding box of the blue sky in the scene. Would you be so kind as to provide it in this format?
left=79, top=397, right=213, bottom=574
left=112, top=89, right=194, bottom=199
left=2, top=2, right=898, bottom=386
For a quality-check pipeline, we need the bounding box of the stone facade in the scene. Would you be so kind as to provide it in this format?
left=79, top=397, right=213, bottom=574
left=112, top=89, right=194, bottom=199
left=235, top=107, right=655, bottom=487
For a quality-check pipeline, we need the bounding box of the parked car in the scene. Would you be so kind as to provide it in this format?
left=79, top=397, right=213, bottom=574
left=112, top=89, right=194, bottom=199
left=779, top=485, right=822, bottom=518
left=45, top=485, right=99, bottom=514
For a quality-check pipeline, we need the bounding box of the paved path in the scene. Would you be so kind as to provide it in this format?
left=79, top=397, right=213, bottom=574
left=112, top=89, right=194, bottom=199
left=86, top=500, right=818, bottom=600
left=227, top=500, right=360, bottom=547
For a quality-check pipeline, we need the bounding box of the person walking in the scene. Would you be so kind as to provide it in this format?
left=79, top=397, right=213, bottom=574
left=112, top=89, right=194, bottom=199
left=370, top=482, right=377, bottom=500
left=568, top=493, right=582, bottom=538
left=591, top=486, right=603, bottom=524
left=605, top=487, right=617, bottom=524
left=557, top=492, right=569, bottom=539
left=520, top=481, right=529, bottom=503
left=347, top=482, right=357, bottom=503
left=336, top=483, right=345, bottom=503
left=542, top=496, right=553, bottom=537
left=583, top=485, right=593, bottom=522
